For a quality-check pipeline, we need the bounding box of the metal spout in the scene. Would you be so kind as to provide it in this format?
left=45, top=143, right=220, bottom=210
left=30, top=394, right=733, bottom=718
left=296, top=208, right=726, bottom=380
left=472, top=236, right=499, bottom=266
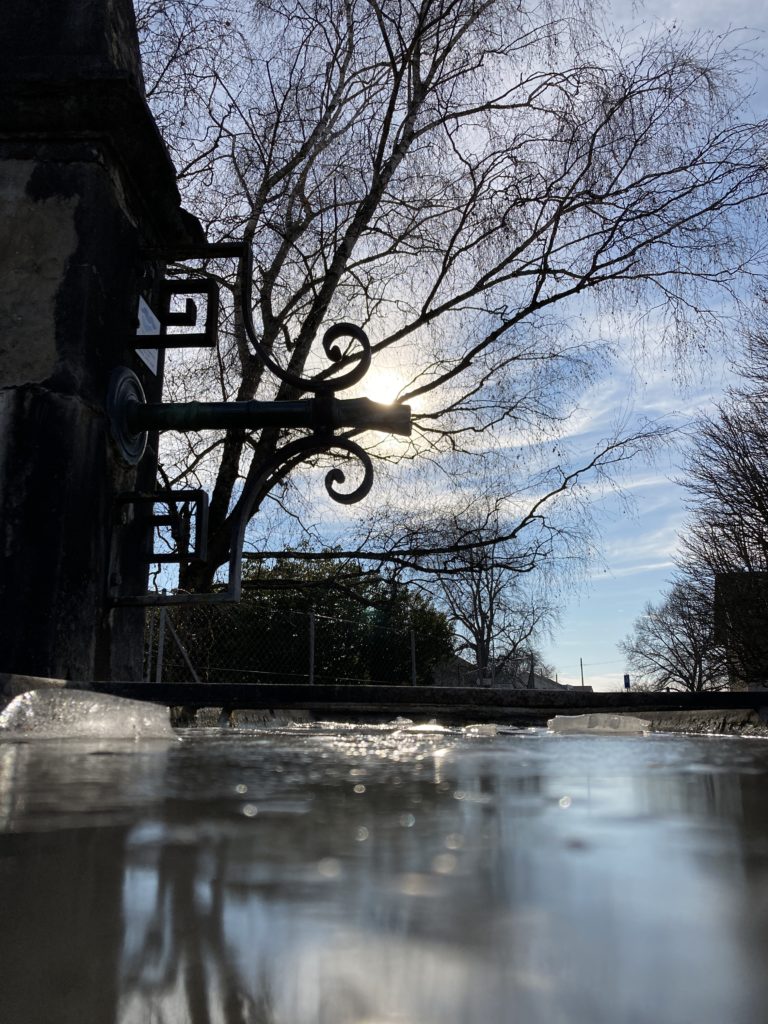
left=125, top=395, right=412, bottom=437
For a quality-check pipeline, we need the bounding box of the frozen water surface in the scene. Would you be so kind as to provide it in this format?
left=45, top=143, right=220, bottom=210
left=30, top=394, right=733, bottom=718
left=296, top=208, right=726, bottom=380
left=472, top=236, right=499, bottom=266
left=548, top=712, right=651, bottom=734
left=2, top=721, right=768, bottom=1023
left=0, top=689, right=177, bottom=740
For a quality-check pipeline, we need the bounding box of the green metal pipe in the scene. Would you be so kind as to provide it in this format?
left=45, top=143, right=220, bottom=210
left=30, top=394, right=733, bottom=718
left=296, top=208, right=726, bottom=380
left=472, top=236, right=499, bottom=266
left=125, top=396, right=412, bottom=437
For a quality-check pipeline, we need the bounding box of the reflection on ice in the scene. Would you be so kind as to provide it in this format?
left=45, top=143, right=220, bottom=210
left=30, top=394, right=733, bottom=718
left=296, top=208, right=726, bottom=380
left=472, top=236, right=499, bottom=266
left=1, top=724, right=768, bottom=1023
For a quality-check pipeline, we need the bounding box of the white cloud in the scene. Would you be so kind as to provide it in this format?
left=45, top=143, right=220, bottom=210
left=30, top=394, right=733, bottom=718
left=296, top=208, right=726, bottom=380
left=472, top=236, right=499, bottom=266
left=593, top=559, right=676, bottom=580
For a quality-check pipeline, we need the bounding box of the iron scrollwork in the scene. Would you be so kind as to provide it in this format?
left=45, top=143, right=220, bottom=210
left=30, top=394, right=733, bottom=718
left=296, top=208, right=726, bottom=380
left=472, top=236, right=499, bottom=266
left=252, top=434, right=375, bottom=509
left=233, top=238, right=379, bottom=510
left=112, top=237, right=410, bottom=605
left=237, top=243, right=372, bottom=394
left=159, top=278, right=220, bottom=348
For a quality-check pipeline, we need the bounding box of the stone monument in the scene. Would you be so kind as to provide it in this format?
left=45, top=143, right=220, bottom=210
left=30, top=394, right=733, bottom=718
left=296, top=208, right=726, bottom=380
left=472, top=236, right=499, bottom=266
left=0, top=0, right=203, bottom=681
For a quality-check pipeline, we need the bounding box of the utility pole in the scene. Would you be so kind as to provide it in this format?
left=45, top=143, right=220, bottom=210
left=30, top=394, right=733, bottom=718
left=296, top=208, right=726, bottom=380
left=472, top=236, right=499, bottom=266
left=580, top=657, right=585, bottom=688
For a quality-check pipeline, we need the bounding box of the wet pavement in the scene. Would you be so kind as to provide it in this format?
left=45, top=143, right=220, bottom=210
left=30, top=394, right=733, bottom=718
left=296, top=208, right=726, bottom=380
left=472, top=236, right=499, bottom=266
left=2, top=721, right=768, bottom=1023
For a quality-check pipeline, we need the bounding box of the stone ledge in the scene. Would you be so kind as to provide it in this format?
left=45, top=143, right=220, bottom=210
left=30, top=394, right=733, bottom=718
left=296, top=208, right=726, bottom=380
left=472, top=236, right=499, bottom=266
left=0, top=77, right=204, bottom=246
left=639, top=708, right=768, bottom=736
left=7, top=679, right=768, bottom=735
left=90, top=680, right=768, bottom=713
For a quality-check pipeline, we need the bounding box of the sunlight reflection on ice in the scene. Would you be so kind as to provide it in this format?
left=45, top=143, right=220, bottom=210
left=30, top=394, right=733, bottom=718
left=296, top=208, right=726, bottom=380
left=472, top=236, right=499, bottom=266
left=1, top=727, right=768, bottom=1023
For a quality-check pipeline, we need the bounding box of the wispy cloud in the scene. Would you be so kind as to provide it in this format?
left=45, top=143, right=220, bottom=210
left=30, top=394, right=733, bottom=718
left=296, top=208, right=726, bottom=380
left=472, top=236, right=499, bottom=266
left=595, top=559, right=676, bottom=580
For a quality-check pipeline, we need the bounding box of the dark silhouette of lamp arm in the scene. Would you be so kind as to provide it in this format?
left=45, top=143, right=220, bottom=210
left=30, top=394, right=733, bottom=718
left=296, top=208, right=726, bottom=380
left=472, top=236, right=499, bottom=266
left=123, top=394, right=412, bottom=438
left=109, top=306, right=412, bottom=470
left=108, top=241, right=413, bottom=603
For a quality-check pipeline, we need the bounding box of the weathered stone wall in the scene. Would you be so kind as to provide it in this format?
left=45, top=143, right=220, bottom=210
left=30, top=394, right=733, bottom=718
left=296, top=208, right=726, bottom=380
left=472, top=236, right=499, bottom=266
left=3, top=0, right=147, bottom=88
left=0, top=0, right=202, bottom=680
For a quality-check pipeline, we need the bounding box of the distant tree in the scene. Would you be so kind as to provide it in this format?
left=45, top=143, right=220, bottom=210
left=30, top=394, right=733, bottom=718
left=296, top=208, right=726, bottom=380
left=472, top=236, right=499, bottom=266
left=512, top=647, right=558, bottom=685
left=674, top=313, right=768, bottom=687
left=423, top=519, right=558, bottom=682
left=246, top=558, right=454, bottom=683
left=620, top=580, right=727, bottom=692
left=680, top=399, right=768, bottom=579
left=160, top=558, right=454, bottom=684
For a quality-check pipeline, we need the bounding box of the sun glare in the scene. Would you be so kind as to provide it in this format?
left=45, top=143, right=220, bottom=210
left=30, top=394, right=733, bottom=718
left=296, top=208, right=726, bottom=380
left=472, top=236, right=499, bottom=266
left=364, top=367, right=406, bottom=405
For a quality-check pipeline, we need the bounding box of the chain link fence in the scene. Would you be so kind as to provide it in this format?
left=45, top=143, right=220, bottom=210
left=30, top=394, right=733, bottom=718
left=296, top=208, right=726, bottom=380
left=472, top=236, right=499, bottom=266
left=142, top=604, right=567, bottom=689
left=144, top=604, right=446, bottom=686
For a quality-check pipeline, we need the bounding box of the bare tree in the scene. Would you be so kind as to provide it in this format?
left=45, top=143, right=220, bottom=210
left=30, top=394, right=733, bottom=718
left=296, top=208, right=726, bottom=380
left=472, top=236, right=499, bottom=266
left=135, top=0, right=768, bottom=592
left=396, top=503, right=559, bottom=681
left=439, top=555, right=557, bottom=684
left=679, top=301, right=768, bottom=579
left=620, top=579, right=727, bottom=692
left=674, top=309, right=768, bottom=687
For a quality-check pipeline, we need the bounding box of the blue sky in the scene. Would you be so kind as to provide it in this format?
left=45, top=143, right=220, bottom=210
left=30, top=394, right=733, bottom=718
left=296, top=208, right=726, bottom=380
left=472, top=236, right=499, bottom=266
left=156, top=0, right=767, bottom=692
left=538, top=349, right=733, bottom=689
left=539, top=0, right=768, bottom=690
left=540, top=379, right=723, bottom=690
left=252, top=0, right=767, bottom=691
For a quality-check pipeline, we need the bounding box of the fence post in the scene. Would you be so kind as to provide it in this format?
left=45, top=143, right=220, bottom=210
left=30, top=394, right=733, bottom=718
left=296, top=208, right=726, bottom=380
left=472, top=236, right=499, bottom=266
left=164, top=613, right=201, bottom=683
left=155, top=606, right=166, bottom=683
left=144, top=609, right=155, bottom=682
left=308, top=611, right=315, bottom=684
left=410, top=625, right=417, bottom=686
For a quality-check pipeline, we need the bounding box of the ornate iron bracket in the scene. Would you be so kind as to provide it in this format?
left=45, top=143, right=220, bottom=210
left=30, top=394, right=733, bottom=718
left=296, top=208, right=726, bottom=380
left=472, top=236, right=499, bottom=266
left=158, top=278, right=219, bottom=348
left=110, top=238, right=411, bottom=606
left=115, top=490, right=209, bottom=564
